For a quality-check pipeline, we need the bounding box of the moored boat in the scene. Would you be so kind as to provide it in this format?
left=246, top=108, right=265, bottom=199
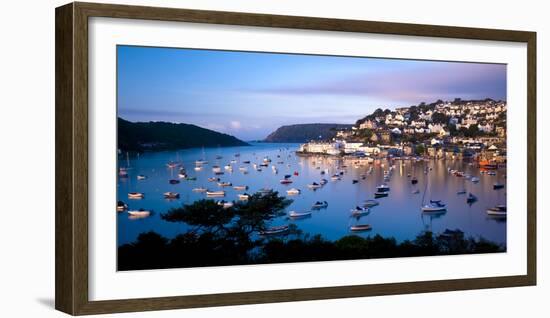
left=116, top=200, right=128, bottom=212
left=466, top=192, right=477, bottom=203
left=238, top=193, right=250, bottom=201
left=421, top=200, right=447, bottom=212
left=259, top=225, right=289, bottom=235
left=192, top=187, right=207, bottom=192
left=350, top=206, right=370, bottom=217
left=312, top=201, right=328, bottom=209
left=217, top=181, right=232, bottom=187
left=286, top=188, right=301, bottom=195
left=137, top=174, right=147, bottom=180
left=487, top=205, right=507, bottom=217
left=169, top=179, right=180, bottom=184
left=350, top=224, right=372, bottom=232
left=307, top=182, right=322, bottom=189
left=233, top=185, right=249, bottom=191
left=289, top=211, right=311, bottom=218
left=163, top=192, right=180, bottom=199
left=127, top=192, right=144, bottom=199
left=493, top=183, right=505, bottom=190
left=127, top=209, right=151, bottom=217
left=206, top=190, right=225, bottom=197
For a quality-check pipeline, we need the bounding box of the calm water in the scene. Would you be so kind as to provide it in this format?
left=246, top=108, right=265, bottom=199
left=117, top=143, right=506, bottom=247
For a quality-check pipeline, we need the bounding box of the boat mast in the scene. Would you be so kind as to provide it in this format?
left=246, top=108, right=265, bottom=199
left=421, top=169, right=429, bottom=206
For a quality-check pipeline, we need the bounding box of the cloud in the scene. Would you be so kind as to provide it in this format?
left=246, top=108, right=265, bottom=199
left=230, top=121, right=242, bottom=129
left=253, top=62, right=506, bottom=104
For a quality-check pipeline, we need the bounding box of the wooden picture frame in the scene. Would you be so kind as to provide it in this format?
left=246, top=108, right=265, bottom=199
left=55, top=2, right=536, bottom=315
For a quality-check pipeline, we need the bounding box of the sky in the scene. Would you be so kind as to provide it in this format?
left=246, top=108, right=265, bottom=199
left=117, top=45, right=506, bottom=141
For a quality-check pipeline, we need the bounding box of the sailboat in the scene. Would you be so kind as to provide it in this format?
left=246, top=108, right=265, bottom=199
left=421, top=171, right=446, bottom=213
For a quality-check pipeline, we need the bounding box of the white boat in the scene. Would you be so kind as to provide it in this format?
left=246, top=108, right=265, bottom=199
left=421, top=200, right=447, bottom=212
left=363, top=199, right=379, bottom=207
left=208, top=177, right=220, bottom=182
left=217, top=200, right=234, bottom=209
left=212, top=166, right=222, bottom=173
left=194, top=166, right=203, bottom=171
left=350, top=224, right=372, bottom=232
left=136, top=175, right=147, bottom=180
left=163, top=192, right=180, bottom=199
left=127, top=209, right=151, bottom=217
left=259, top=225, right=289, bottom=235
left=127, top=192, right=144, bottom=199
left=307, top=182, right=322, bottom=189
left=320, top=178, right=328, bottom=185
left=376, top=184, right=390, bottom=192
left=116, top=201, right=128, bottom=212
left=286, top=188, right=301, bottom=195
left=312, top=201, right=328, bottom=209
left=195, top=159, right=208, bottom=165
left=238, top=193, right=250, bottom=201
left=233, top=185, right=248, bottom=191
left=330, top=174, right=341, bottom=181
left=192, top=187, right=207, bottom=192
left=217, top=181, right=232, bottom=187
left=289, top=211, right=311, bottom=218
left=471, top=177, right=480, bottom=183
left=411, top=189, right=420, bottom=194
left=487, top=205, right=507, bottom=217
left=206, top=191, right=225, bottom=197
left=239, top=166, right=248, bottom=172
left=351, top=206, right=370, bottom=217
left=224, top=165, right=233, bottom=171
left=230, top=159, right=237, bottom=164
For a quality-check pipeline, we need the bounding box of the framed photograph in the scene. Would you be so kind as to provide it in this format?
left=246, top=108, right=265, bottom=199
left=55, top=2, right=536, bottom=315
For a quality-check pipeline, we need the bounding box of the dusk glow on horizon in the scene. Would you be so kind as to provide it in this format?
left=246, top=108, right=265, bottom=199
left=117, top=45, right=506, bottom=140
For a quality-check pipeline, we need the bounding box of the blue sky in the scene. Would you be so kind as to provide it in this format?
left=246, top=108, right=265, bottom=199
left=118, top=45, right=506, bottom=140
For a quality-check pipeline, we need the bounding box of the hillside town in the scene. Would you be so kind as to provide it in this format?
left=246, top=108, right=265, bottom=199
left=298, top=99, right=507, bottom=164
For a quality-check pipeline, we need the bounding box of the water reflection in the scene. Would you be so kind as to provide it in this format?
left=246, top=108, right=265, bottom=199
left=117, top=143, right=506, bottom=247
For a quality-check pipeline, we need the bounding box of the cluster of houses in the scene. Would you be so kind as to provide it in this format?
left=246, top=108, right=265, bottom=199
left=298, top=99, right=507, bottom=161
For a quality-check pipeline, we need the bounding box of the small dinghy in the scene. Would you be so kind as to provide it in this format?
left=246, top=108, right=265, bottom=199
left=192, top=187, right=207, bottom=192
left=320, top=178, right=328, bottom=185
left=137, top=175, right=147, bottom=180
left=350, top=206, right=370, bottom=217
left=487, top=205, right=507, bottom=217
left=376, top=184, right=390, bottom=192
left=411, top=177, right=418, bottom=185
left=238, top=193, right=250, bottom=201
left=471, top=177, right=480, bottom=183
left=350, top=224, right=372, bottom=232
left=280, top=179, right=293, bottom=184
left=352, top=179, right=359, bottom=184
left=493, top=183, right=505, bottom=190
left=330, top=174, right=341, bottom=181
left=163, top=192, right=180, bottom=199
left=457, top=189, right=467, bottom=195
left=363, top=199, right=379, bottom=207
left=128, top=192, right=144, bottom=199
left=307, top=182, right=322, bottom=189
left=312, top=201, right=328, bottom=209
left=217, top=181, right=232, bottom=187
left=206, top=190, right=225, bottom=197
left=259, top=225, right=289, bottom=236
left=411, top=189, right=420, bottom=194
left=286, top=188, right=301, bottom=195
left=374, top=192, right=389, bottom=198
left=289, top=211, right=312, bottom=218
left=217, top=200, right=234, bottom=209
left=208, top=177, right=220, bottom=182
left=127, top=209, right=151, bottom=217
left=422, top=200, right=447, bottom=212
left=116, top=201, right=128, bottom=212
left=169, top=179, right=180, bottom=184
left=194, top=166, right=203, bottom=171
left=233, top=185, right=248, bottom=191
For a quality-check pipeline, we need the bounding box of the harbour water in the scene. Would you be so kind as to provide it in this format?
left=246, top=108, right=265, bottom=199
left=117, top=142, right=506, bottom=247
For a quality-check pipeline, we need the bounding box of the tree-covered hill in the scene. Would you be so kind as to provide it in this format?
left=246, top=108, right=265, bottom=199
left=118, top=117, right=249, bottom=152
